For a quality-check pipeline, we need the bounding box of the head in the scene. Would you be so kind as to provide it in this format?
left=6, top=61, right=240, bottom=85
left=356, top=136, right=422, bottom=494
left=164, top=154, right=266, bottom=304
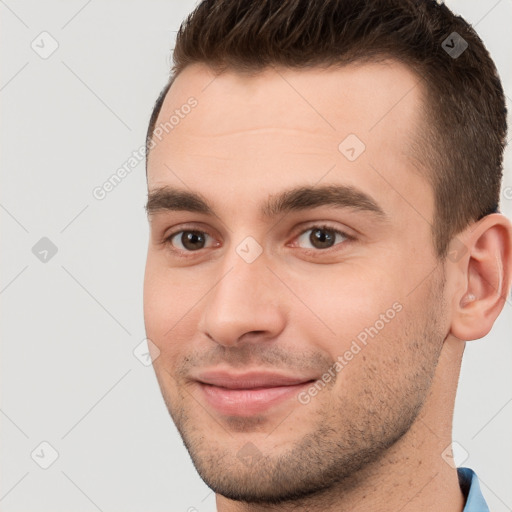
left=143, top=0, right=511, bottom=507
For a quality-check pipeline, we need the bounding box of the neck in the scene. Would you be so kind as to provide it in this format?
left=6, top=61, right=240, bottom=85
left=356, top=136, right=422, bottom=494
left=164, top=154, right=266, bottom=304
left=216, top=336, right=466, bottom=512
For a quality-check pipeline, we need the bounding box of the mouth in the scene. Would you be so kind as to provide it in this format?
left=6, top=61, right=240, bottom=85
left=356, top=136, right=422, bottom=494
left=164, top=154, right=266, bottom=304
left=193, top=370, right=317, bottom=416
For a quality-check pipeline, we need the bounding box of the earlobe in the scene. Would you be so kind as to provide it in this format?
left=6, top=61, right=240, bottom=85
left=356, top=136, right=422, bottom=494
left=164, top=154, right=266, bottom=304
left=449, top=214, right=512, bottom=342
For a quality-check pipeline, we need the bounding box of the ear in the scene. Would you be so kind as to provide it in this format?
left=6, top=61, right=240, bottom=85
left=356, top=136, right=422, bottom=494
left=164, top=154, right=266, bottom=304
left=449, top=213, right=512, bottom=342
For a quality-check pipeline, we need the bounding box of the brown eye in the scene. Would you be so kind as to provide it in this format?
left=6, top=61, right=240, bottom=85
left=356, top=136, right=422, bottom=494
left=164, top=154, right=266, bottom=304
left=296, top=226, right=348, bottom=250
left=168, top=230, right=209, bottom=251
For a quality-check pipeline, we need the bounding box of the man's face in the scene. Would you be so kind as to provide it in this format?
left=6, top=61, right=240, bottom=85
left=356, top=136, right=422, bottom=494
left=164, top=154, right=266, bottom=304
left=144, top=61, right=450, bottom=503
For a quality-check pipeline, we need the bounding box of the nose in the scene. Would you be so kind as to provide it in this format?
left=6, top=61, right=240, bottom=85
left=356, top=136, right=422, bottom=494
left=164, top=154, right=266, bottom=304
left=197, top=244, right=287, bottom=347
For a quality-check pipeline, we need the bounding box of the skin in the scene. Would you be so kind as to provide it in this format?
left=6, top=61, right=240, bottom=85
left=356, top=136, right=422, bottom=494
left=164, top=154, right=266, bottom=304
left=143, top=61, right=512, bottom=511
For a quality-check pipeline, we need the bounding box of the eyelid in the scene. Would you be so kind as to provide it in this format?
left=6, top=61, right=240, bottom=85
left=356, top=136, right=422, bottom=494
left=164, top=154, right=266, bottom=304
left=288, top=222, right=354, bottom=251
left=163, top=224, right=219, bottom=252
left=162, top=221, right=355, bottom=255
left=162, top=222, right=216, bottom=242
left=291, top=221, right=355, bottom=240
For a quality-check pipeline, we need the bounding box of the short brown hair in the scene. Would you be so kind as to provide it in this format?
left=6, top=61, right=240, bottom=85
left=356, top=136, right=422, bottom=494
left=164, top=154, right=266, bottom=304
left=146, top=0, right=507, bottom=259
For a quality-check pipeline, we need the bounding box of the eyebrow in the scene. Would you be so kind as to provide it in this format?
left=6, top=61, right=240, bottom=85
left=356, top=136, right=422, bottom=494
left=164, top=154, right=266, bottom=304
left=145, top=184, right=387, bottom=220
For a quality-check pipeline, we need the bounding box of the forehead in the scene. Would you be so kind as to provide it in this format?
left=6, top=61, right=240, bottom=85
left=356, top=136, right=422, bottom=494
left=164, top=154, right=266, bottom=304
left=147, top=61, right=432, bottom=225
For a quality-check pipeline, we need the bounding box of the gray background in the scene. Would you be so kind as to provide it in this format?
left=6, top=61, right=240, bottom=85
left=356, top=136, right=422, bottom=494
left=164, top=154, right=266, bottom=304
left=1, top=1, right=511, bottom=511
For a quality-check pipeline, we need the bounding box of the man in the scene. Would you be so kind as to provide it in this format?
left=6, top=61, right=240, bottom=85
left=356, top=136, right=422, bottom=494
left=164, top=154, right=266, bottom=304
left=143, top=0, right=511, bottom=510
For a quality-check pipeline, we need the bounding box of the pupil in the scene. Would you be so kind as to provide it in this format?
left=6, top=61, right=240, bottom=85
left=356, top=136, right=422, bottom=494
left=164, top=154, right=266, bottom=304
left=182, top=231, right=205, bottom=250
left=311, top=228, right=335, bottom=249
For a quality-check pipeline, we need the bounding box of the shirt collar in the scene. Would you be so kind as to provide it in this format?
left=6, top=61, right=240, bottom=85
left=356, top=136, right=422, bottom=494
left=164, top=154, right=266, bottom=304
left=458, top=467, right=490, bottom=512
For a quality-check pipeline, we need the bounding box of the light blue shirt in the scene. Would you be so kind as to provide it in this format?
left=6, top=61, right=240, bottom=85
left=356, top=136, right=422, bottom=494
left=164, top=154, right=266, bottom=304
left=458, top=467, right=490, bottom=511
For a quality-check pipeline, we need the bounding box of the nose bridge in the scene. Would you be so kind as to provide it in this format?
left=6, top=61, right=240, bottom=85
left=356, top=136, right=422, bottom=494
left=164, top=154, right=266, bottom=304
left=199, top=239, right=285, bottom=346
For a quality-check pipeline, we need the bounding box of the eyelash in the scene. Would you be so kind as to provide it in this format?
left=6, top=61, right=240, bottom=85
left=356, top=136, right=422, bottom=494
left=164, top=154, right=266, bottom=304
left=162, top=223, right=355, bottom=258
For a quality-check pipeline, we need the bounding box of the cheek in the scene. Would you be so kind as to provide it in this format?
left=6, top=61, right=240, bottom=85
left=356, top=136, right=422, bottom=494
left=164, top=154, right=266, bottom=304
left=144, top=257, right=192, bottom=322
left=288, top=264, right=403, bottom=347
left=143, top=259, right=207, bottom=356
left=143, top=262, right=174, bottom=345
left=143, top=262, right=169, bottom=339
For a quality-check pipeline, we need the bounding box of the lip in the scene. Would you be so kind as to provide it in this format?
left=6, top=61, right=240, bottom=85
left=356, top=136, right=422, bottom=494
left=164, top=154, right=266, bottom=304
left=193, top=370, right=316, bottom=416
